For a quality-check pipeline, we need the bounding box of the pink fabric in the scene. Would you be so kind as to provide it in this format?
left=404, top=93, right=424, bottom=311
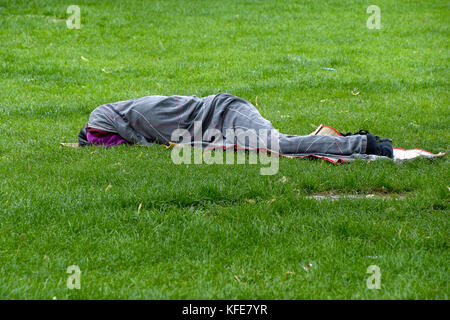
left=86, top=127, right=130, bottom=147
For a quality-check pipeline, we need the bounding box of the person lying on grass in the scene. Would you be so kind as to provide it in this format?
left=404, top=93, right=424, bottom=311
left=78, top=93, right=393, bottom=158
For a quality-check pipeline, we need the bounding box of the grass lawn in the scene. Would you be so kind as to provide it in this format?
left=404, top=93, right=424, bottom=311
left=0, top=0, right=448, bottom=299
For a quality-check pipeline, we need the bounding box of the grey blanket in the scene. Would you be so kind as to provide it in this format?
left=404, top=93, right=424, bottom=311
left=87, top=93, right=369, bottom=160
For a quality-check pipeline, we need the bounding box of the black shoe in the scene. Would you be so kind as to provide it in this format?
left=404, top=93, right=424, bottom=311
left=366, top=134, right=393, bottom=158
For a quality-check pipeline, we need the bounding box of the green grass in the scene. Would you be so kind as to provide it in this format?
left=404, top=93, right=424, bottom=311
left=0, top=0, right=448, bottom=299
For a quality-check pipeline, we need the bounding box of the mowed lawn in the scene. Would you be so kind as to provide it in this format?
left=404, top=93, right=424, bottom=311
left=0, top=0, right=448, bottom=299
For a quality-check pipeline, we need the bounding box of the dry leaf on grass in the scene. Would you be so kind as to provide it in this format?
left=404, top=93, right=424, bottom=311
left=105, top=184, right=112, bottom=192
left=81, top=56, right=89, bottom=62
left=59, top=142, right=79, bottom=148
left=303, top=262, right=314, bottom=271
left=138, top=203, right=143, bottom=214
